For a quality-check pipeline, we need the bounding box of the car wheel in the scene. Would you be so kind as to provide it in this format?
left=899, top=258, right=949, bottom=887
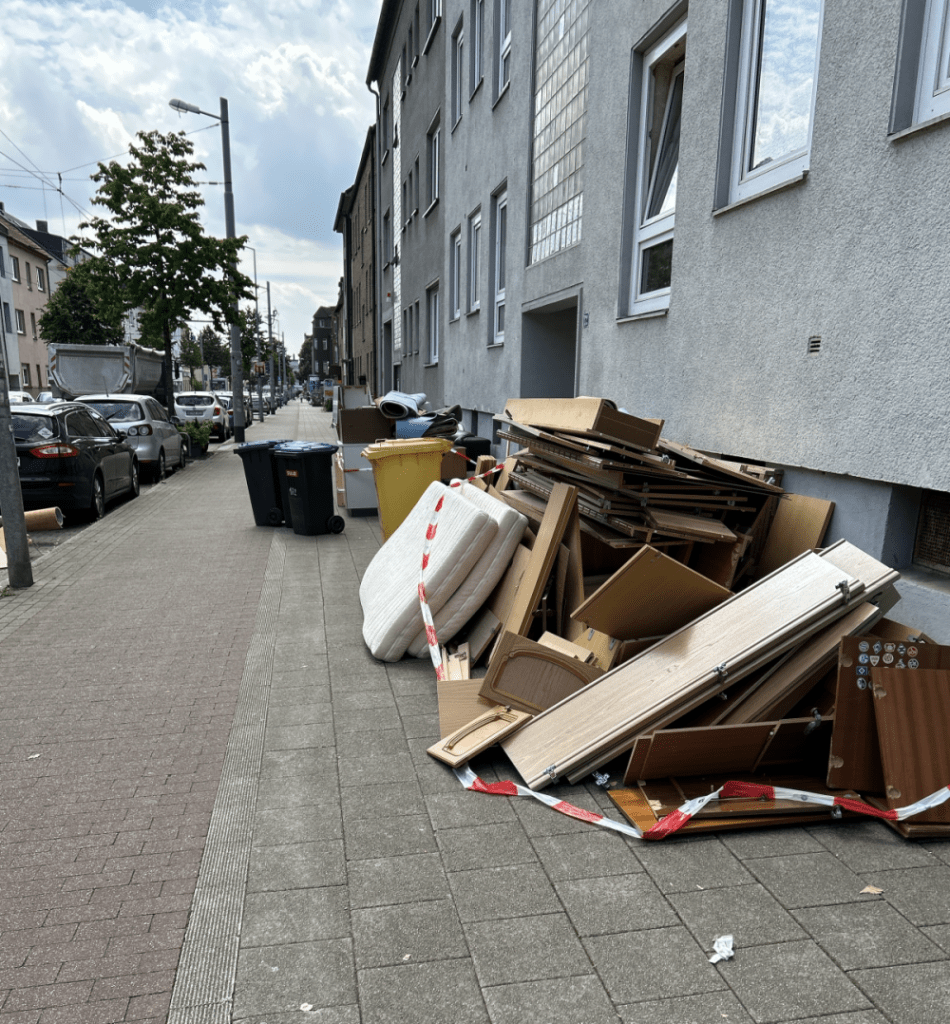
left=178, top=441, right=186, bottom=470
left=154, top=450, right=166, bottom=483
left=89, top=473, right=105, bottom=521
left=129, top=460, right=140, bottom=498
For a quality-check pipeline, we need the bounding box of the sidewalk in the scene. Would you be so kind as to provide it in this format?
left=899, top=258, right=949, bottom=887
left=1, top=401, right=948, bottom=1024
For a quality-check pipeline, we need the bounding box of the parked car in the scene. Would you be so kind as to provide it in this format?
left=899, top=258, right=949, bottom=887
left=35, top=391, right=56, bottom=404
left=217, top=391, right=252, bottom=429
left=7, top=391, right=34, bottom=404
left=250, top=392, right=273, bottom=417
left=174, top=391, right=230, bottom=441
left=79, top=394, right=185, bottom=482
left=8, top=401, right=139, bottom=520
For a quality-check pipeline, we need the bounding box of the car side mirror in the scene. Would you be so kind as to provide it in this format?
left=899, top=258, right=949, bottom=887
left=171, top=416, right=182, bottom=426
left=116, top=429, right=128, bottom=440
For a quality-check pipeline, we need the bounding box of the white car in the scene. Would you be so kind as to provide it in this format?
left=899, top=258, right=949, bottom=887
left=174, top=391, right=230, bottom=441
left=7, top=390, right=35, bottom=404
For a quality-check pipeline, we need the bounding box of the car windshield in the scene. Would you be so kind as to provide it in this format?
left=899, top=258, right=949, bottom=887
left=12, top=413, right=58, bottom=442
left=84, top=400, right=145, bottom=422
left=178, top=395, right=214, bottom=407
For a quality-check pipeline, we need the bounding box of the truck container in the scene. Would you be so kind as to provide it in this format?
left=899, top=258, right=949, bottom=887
left=48, top=342, right=167, bottom=403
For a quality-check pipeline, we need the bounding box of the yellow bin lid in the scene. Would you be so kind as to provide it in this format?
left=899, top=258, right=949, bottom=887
left=361, top=437, right=452, bottom=460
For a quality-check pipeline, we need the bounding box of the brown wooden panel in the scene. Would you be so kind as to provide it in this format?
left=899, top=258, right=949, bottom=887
left=503, top=397, right=663, bottom=450
left=571, top=545, right=732, bottom=641
left=828, top=637, right=950, bottom=793
left=872, top=667, right=950, bottom=824
left=757, top=493, right=835, bottom=575
left=427, top=705, right=532, bottom=767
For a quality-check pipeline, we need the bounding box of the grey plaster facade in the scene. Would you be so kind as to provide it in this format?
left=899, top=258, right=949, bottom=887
left=364, top=0, right=950, bottom=634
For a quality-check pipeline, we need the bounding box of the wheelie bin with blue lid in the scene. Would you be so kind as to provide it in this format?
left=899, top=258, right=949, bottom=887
left=273, top=442, right=345, bottom=536
left=234, top=439, right=292, bottom=527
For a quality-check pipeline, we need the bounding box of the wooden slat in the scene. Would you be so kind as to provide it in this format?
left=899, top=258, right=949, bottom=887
left=756, top=493, right=835, bottom=575
left=537, top=632, right=596, bottom=663
left=502, top=548, right=864, bottom=789
left=644, top=508, right=737, bottom=543
left=571, top=545, right=731, bottom=641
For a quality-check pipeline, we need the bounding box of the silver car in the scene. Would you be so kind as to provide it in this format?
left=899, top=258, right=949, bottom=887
left=80, top=394, right=185, bottom=482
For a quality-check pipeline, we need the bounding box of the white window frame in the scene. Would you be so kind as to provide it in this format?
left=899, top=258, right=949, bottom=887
left=917, top=0, right=950, bottom=120
left=468, top=210, right=481, bottom=311
left=427, top=283, right=440, bottom=363
left=36, top=266, right=45, bottom=292
left=427, top=119, right=441, bottom=207
left=497, top=0, right=511, bottom=96
left=729, top=0, right=824, bottom=204
left=15, top=308, right=26, bottom=335
left=452, top=22, right=465, bottom=126
left=493, top=190, right=507, bottom=344
left=471, top=0, right=485, bottom=93
left=10, top=255, right=20, bottom=282
left=630, top=19, right=686, bottom=315
left=450, top=229, right=462, bottom=319
left=21, top=364, right=30, bottom=387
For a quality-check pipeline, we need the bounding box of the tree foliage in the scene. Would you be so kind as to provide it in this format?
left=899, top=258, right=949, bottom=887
left=80, top=130, right=254, bottom=413
left=197, top=326, right=227, bottom=374
left=37, top=258, right=125, bottom=347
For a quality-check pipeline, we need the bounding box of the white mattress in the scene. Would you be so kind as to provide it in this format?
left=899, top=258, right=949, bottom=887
left=360, top=481, right=498, bottom=662
left=408, top=483, right=528, bottom=657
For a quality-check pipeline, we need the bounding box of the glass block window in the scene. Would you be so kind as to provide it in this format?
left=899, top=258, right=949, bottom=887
left=529, top=0, right=590, bottom=264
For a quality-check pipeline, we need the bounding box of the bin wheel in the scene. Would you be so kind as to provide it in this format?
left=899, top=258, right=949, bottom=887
left=266, top=507, right=283, bottom=526
left=327, top=515, right=345, bottom=534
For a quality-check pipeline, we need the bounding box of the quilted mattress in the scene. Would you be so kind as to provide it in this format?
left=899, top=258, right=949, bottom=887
left=360, top=481, right=498, bottom=661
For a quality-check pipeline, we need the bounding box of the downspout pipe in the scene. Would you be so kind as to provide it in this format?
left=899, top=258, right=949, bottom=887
left=367, top=81, right=382, bottom=398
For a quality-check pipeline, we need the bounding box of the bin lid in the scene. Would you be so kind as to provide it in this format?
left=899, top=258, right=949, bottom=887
left=361, top=437, right=452, bottom=461
left=274, top=441, right=339, bottom=456
left=234, top=438, right=291, bottom=453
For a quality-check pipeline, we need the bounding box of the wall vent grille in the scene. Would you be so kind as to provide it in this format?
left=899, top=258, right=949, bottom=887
left=914, top=490, right=950, bottom=574
left=807, top=335, right=822, bottom=354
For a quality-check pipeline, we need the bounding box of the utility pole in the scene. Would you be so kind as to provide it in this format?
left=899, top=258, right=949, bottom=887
left=266, top=281, right=275, bottom=413
left=0, top=317, right=33, bottom=588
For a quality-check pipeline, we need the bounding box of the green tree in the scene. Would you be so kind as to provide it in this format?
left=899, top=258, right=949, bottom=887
left=38, top=258, right=125, bottom=347
left=297, top=336, right=313, bottom=380
left=197, top=326, right=227, bottom=376
left=80, top=129, right=254, bottom=415
left=237, top=308, right=261, bottom=377
left=178, top=327, right=203, bottom=386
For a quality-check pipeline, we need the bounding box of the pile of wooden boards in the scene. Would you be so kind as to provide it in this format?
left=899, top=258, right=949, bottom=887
left=420, top=397, right=948, bottom=839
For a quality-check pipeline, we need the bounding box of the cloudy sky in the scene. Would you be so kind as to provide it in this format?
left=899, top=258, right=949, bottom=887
left=0, top=0, right=383, bottom=356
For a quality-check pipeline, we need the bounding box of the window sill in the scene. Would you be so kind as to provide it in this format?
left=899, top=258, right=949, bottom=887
left=423, top=198, right=439, bottom=218
left=889, top=109, right=950, bottom=143
left=411, top=55, right=419, bottom=69
left=617, top=308, right=668, bottom=324
left=713, top=171, right=808, bottom=217
left=467, top=305, right=480, bottom=316
left=449, top=313, right=460, bottom=323
left=470, top=77, right=483, bottom=101
left=423, top=17, right=441, bottom=55
left=488, top=341, right=504, bottom=349
left=492, top=81, right=510, bottom=111
left=381, top=148, right=389, bottom=165
left=424, top=360, right=439, bottom=368
left=451, top=115, right=462, bottom=134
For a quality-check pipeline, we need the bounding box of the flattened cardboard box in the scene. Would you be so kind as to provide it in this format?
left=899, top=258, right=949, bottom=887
left=337, top=406, right=394, bottom=444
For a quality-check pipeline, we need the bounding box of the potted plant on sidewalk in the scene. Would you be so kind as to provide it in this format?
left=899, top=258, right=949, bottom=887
left=179, top=420, right=213, bottom=457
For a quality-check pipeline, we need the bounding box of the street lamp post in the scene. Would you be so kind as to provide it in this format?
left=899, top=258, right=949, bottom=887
left=169, top=96, right=246, bottom=442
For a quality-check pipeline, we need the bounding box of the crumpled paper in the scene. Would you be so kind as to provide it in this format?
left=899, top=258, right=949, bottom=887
left=708, top=934, right=735, bottom=963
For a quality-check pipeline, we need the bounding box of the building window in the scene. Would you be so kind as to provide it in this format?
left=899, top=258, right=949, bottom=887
left=15, top=308, right=26, bottom=334
left=36, top=266, right=45, bottom=292
left=471, top=0, right=485, bottom=92
left=383, top=209, right=392, bottom=262
left=36, top=364, right=42, bottom=387
left=468, top=210, right=481, bottom=311
left=450, top=229, right=462, bottom=320
left=382, top=98, right=391, bottom=152
left=493, top=189, right=507, bottom=344
left=496, top=0, right=512, bottom=97
left=2, top=303, right=11, bottom=333
left=628, top=18, right=685, bottom=314
left=10, top=256, right=20, bottom=282
left=427, top=117, right=441, bottom=206
left=25, top=262, right=32, bottom=290
left=892, top=0, right=950, bottom=130
left=414, top=157, right=420, bottom=213
left=452, top=20, right=465, bottom=126
left=30, top=312, right=37, bottom=340
left=21, top=364, right=30, bottom=387
left=427, top=0, right=442, bottom=38
left=721, top=0, right=823, bottom=205
left=427, top=283, right=440, bottom=362
left=402, top=179, right=409, bottom=226
left=0, top=249, right=5, bottom=277
left=402, top=43, right=409, bottom=88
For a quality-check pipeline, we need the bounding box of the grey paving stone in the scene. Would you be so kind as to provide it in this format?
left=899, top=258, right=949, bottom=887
left=437, top=822, right=537, bottom=872
left=268, top=683, right=332, bottom=707
left=720, top=825, right=826, bottom=860
left=869, top=865, right=950, bottom=925
left=386, top=662, right=437, bottom=696
left=358, top=958, right=489, bottom=1024
left=409, top=740, right=468, bottom=795
left=265, top=722, right=336, bottom=749
left=744, top=852, right=865, bottom=908
left=777, top=1014, right=889, bottom=1024
left=512, top=785, right=610, bottom=837
left=337, top=750, right=417, bottom=788
left=344, top=813, right=438, bottom=861
left=341, top=781, right=426, bottom=823
left=719, top=939, right=870, bottom=1022
left=352, top=899, right=467, bottom=968
left=531, top=830, right=641, bottom=881
left=267, top=703, right=334, bottom=727
left=337, top=729, right=409, bottom=757
left=247, top=839, right=346, bottom=891
left=555, top=873, right=676, bottom=937
left=234, top=1006, right=360, bottom=1024
left=922, top=923, right=950, bottom=953
left=401, top=711, right=441, bottom=740
left=583, top=926, right=724, bottom=1004
left=242, top=886, right=350, bottom=947
left=259, top=746, right=339, bottom=779
left=232, top=938, right=355, bottom=1018
left=484, top=975, right=621, bottom=1024
left=334, top=707, right=403, bottom=734
left=348, top=852, right=450, bottom=909
left=464, top=912, right=592, bottom=987
left=794, top=899, right=948, bottom=970
left=253, top=804, right=340, bottom=846
left=618, top=990, right=755, bottom=1024
left=808, top=821, right=938, bottom=871
left=333, top=690, right=398, bottom=711
left=851, top=962, right=950, bottom=1024
left=256, top=777, right=342, bottom=820
left=448, top=863, right=561, bottom=923
left=920, top=840, right=950, bottom=867
left=668, top=882, right=808, bottom=949
left=425, top=789, right=518, bottom=830
left=633, top=837, right=754, bottom=894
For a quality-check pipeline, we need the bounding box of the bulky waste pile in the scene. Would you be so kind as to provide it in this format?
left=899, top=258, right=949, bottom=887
left=359, top=396, right=950, bottom=840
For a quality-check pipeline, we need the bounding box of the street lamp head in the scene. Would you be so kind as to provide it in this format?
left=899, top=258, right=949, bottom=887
left=169, top=98, right=201, bottom=114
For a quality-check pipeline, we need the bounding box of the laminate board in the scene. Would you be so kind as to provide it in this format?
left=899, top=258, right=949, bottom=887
left=757, top=493, right=835, bottom=575
left=428, top=705, right=532, bottom=768
left=503, top=397, right=664, bottom=450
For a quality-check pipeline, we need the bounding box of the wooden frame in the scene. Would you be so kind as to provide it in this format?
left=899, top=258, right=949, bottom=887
left=427, top=705, right=531, bottom=767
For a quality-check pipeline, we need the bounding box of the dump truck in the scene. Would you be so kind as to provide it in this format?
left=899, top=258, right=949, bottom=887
left=48, top=342, right=168, bottom=403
